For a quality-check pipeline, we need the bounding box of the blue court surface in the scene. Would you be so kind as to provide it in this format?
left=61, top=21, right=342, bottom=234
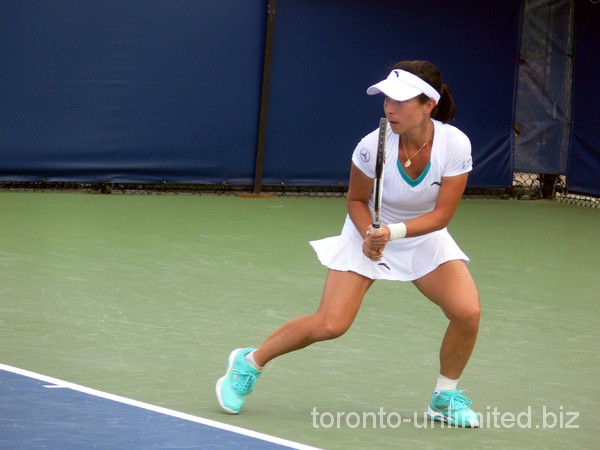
left=0, top=364, right=321, bottom=449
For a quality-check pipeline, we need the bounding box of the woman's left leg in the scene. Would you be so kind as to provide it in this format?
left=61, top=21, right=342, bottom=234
left=413, top=259, right=481, bottom=427
left=412, top=259, right=480, bottom=379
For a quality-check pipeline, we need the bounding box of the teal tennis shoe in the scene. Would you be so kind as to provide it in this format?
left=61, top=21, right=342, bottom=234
left=216, top=347, right=261, bottom=414
left=427, top=389, right=480, bottom=427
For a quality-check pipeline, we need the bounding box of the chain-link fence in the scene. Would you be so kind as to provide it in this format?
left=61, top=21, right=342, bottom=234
left=0, top=173, right=598, bottom=207
left=510, top=172, right=598, bottom=208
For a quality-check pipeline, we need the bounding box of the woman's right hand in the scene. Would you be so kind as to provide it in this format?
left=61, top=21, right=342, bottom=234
left=362, top=225, right=390, bottom=260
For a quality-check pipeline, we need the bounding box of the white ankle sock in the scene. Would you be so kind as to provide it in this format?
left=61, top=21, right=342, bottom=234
left=244, top=351, right=264, bottom=370
left=435, top=374, right=459, bottom=394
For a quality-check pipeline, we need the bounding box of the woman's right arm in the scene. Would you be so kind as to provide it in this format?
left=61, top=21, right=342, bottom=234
left=347, top=163, right=386, bottom=260
left=346, top=162, right=374, bottom=239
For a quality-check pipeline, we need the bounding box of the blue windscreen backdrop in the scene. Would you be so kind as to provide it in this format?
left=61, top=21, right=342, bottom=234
left=0, top=0, right=266, bottom=184
left=1, top=1, right=596, bottom=193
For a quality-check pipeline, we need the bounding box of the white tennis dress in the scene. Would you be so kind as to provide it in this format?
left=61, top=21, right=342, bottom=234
left=310, top=119, right=473, bottom=281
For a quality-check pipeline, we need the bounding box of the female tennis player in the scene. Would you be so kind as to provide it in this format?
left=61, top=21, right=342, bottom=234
left=216, top=60, right=481, bottom=427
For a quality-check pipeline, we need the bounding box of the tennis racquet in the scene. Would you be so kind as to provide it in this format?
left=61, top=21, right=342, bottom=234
left=371, top=117, right=387, bottom=233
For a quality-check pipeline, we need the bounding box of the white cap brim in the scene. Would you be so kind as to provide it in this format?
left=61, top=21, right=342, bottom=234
left=367, top=69, right=440, bottom=103
left=366, top=81, right=423, bottom=101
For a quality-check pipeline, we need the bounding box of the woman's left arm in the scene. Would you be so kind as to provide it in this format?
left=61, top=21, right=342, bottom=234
left=368, top=172, right=469, bottom=251
left=402, top=172, right=469, bottom=237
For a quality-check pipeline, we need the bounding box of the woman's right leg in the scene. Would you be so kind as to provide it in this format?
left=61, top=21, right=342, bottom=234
left=252, top=269, right=374, bottom=367
left=216, top=269, right=372, bottom=414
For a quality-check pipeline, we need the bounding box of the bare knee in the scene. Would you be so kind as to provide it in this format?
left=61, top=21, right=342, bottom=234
left=312, top=314, right=352, bottom=341
left=452, top=303, right=481, bottom=332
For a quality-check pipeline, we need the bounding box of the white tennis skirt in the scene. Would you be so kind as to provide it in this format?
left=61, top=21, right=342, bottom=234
left=309, top=216, right=469, bottom=281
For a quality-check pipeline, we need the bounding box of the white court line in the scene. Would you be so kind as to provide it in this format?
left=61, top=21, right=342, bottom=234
left=0, top=363, right=322, bottom=450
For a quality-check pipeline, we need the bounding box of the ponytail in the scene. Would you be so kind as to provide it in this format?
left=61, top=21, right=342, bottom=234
left=432, top=83, right=456, bottom=123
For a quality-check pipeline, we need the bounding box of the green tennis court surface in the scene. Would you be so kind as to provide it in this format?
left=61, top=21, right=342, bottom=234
left=1, top=192, right=598, bottom=449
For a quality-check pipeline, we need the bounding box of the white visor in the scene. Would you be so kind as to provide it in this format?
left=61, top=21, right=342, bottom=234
left=367, top=69, right=440, bottom=103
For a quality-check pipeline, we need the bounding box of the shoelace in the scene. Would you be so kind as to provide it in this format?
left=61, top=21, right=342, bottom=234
left=231, top=369, right=257, bottom=395
left=444, top=390, right=473, bottom=411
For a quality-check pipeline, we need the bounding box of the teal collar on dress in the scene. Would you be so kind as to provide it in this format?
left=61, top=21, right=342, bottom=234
left=397, top=159, right=431, bottom=187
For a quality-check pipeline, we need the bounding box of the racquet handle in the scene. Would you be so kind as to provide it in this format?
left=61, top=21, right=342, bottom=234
left=371, top=223, right=381, bottom=233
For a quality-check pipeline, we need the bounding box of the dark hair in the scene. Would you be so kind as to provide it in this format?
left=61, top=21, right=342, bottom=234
left=391, top=60, right=456, bottom=123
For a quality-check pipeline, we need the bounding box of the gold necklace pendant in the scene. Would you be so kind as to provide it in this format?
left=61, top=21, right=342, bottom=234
left=401, top=122, right=433, bottom=169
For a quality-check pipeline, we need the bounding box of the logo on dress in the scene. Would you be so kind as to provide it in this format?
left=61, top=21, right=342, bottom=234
left=360, top=148, right=370, bottom=162
left=463, top=157, right=473, bottom=169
